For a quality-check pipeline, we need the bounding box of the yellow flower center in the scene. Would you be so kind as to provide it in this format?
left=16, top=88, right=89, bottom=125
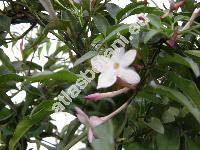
left=113, top=63, right=120, bottom=69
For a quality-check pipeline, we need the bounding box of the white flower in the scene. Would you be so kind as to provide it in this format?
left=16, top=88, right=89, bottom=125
left=91, top=48, right=140, bottom=89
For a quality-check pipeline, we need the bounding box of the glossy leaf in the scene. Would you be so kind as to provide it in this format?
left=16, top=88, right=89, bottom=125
left=147, top=14, right=162, bottom=29
left=9, top=101, right=53, bottom=150
left=145, top=117, right=164, bottom=134
left=106, top=3, right=121, bottom=19
left=92, top=121, right=114, bottom=150
left=0, top=49, right=15, bottom=72
left=0, top=15, right=11, bottom=32
left=93, top=13, right=110, bottom=35
left=158, top=53, right=200, bottom=77
left=185, top=50, right=200, bottom=58
left=26, top=70, right=78, bottom=83
left=155, top=130, right=180, bottom=150
left=144, top=30, right=160, bottom=44
left=0, top=74, right=24, bottom=85
left=74, top=51, right=98, bottom=67
left=152, top=86, right=200, bottom=124
left=169, top=73, right=200, bottom=109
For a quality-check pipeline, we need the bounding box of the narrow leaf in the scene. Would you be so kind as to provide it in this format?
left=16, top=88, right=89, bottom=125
left=26, top=70, right=78, bottom=83
left=147, top=14, right=162, bottom=29
left=185, top=50, right=200, bottom=58
left=158, top=53, right=200, bottom=77
left=152, top=86, right=200, bottom=124
left=0, top=49, right=16, bottom=72
left=9, top=101, right=53, bottom=150
left=73, top=51, right=98, bottom=67
left=93, top=13, right=110, bottom=35
left=169, top=73, right=200, bottom=109
left=144, top=30, right=160, bottom=44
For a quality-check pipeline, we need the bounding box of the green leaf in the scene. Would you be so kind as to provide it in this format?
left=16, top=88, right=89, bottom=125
left=116, top=2, right=162, bottom=22
left=92, top=121, right=114, bottom=150
left=44, top=20, right=70, bottom=34
left=26, top=70, right=78, bottom=83
left=183, top=0, right=195, bottom=12
left=174, top=15, right=186, bottom=23
left=158, top=53, right=200, bottom=77
left=145, top=117, right=164, bottom=134
left=0, top=107, right=13, bottom=123
left=0, top=92, right=16, bottom=112
left=93, top=13, right=110, bottom=35
left=0, top=15, right=11, bottom=31
left=155, top=130, right=180, bottom=150
left=0, top=74, right=24, bottom=85
left=130, top=33, right=139, bottom=49
left=152, top=86, right=200, bottom=124
left=23, top=35, right=47, bottom=60
left=185, top=137, right=199, bottom=150
left=9, top=101, right=53, bottom=150
left=59, top=119, right=80, bottom=148
left=46, top=39, right=51, bottom=55
left=24, top=61, right=42, bottom=71
left=52, top=45, right=69, bottom=57
left=100, top=24, right=130, bottom=46
left=162, top=107, right=179, bottom=123
left=0, top=49, right=16, bottom=72
left=169, top=73, right=200, bottom=110
left=73, top=51, right=98, bottom=67
left=116, top=2, right=144, bottom=21
left=185, top=50, right=200, bottom=58
left=30, top=100, right=54, bottom=116
left=106, top=3, right=121, bottom=19
left=162, top=110, right=175, bottom=123
left=124, top=142, right=148, bottom=150
left=147, top=14, right=162, bottom=29
left=137, top=90, right=161, bottom=104
left=144, top=30, right=160, bottom=44
left=38, top=47, right=43, bottom=59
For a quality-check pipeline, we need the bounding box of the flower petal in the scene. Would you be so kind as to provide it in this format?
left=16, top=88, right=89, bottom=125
left=75, top=107, right=89, bottom=125
left=120, top=50, right=137, bottom=67
left=91, top=55, right=111, bottom=73
left=88, top=128, right=94, bottom=143
left=89, top=116, right=104, bottom=127
left=117, top=68, right=140, bottom=85
left=97, top=72, right=117, bottom=89
left=111, top=47, right=125, bottom=62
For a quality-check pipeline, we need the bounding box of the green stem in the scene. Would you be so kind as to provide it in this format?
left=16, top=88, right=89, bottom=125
left=62, top=130, right=87, bottom=150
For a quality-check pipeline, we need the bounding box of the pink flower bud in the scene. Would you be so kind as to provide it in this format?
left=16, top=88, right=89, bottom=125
left=75, top=107, right=89, bottom=125
left=166, top=30, right=179, bottom=48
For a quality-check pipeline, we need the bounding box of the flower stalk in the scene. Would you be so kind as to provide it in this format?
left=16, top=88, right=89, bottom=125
left=75, top=99, right=130, bottom=143
left=85, top=88, right=130, bottom=101
left=182, top=8, right=200, bottom=31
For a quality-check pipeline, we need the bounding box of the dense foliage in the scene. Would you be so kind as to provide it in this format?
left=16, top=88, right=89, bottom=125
left=0, top=0, right=200, bottom=149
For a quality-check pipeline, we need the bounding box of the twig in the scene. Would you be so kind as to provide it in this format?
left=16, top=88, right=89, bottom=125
left=6, top=23, right=36, bottom=41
